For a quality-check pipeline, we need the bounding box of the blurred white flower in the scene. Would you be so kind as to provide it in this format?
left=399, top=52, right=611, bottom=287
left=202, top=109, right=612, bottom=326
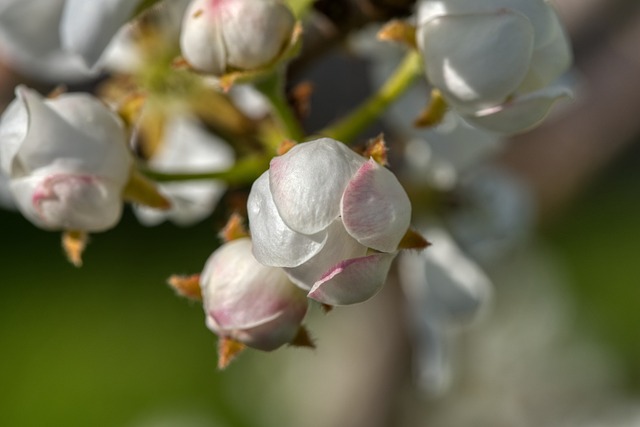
left=248, top=137, right=412, bottom=305
left=398, top=226, right=492, bottom=394
left=180, top=0, right=296, bottom=75
left=416, top=0, right=573, bottom=134
left=0, top=85, right=132, bottom=232
left=0, top=0, right=144, bottom=80
left=201, top=237, right=308, bottom=351
left=133, top=113, right=234, bottom=226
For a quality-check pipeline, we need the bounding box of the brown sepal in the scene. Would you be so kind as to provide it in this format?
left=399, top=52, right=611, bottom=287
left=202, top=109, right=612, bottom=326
left=363, top=134, right=389, bottom=166
left=290, top=81, right=313, bottom=119
left=218, top=338, right=246, bottom=370
left=219, top=212, right=249, bottom=243
left=123, top=169, right=171, bottom=210
left=321, top=304, right=333, bottom=314
left=167, top=274, right=202, bottom=301
left=414, top=89, right=448, bottom=128
left=289, top=326, right=316, bottom=349
left=378, top=20, right=417, bottom=49
left=62, top=230, right=88, bottom=267
left=398, top=228, right=431, bottom=251
left=277, top=139, right=297, bottom=155
left=47, top=85, right=67, bottom=99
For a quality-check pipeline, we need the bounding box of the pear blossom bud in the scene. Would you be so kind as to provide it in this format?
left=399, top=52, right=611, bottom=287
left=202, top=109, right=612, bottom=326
left=200, top=238, right=308, bottom=351
left=0, top=86, right=132, bottom=232
left=247, top=138, right=413, bottom=306
left=180, top=0, right=296, bottom=75
left=416, top=0, right=572, bottom=134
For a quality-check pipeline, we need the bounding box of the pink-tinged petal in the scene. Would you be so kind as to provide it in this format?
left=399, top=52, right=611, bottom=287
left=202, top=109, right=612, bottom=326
left=418, top=11, right=534, bottom=113
left=180, top=0, right=227, bottom=74
left=11, top=173, right=123, bottom=232
left=307, top=252, right=396, bottom=306
left=284, top=220, right=367, bottom=291
left=269, top=138, right=365, bottom=235
left=464, top=84, right=572, bottom=135
left=248, top=171, right=327, bottom=267
left=341, top=159, right=411, bottom=253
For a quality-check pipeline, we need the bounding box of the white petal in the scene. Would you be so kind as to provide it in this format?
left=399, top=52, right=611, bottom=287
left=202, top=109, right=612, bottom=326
left=60, top=0, right=142, bottom=68
left=248, top=171, right=327, bottom=267
left=341, top=159, right=411, bottom=252
left=11, top=172, right=123, bottom=232
left=284, top=221, right=367, bottom=290
left=398, top=227, right=491, bottom=324
left=269, top=138, right=365, bottom=235
left=464, top=84, right=572, bottom=135
left=13, top=87, right=131, bottom=183
left=518, top=13, right=572, bottom=92
left=0, top=93, right=28, bottom=175
left=180, top=0, right=227, bottom=74
left=307, top=252, right=396, bottom=306
left=221, top=0, right=295, bottom=70
left=418, top=0, right=558, bottom=48
left=418, top=11, right=534, bottom=113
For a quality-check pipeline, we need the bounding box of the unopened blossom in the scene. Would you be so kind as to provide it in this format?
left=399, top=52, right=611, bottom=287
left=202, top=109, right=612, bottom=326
left=0, top=86, right=132, bottom=232
left=248, top=138, right=412, bottom=306
left=201, top=237, right=308, bottom=351
left=180, top=0, right=296, bottom=75
left=416, top=0, right=573, bottom=134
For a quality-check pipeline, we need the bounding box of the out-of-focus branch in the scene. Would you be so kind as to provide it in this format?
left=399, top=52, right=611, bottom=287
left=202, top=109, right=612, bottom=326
left=500, top=5, right=640, bottom=221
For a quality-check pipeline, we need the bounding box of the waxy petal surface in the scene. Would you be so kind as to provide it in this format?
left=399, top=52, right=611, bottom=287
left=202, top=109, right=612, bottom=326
left=284, top=221, right=367, bottom=290
left=341, top=159, right=411, bottom=253
left=307, top=252, right=396, bottom=306
left=180, top=0, right=228, bottom=74
left=269, top=138, right=365, bottom=235
left=465, top=84, right=572, bottom=135
left=60, top=0, right=142, bottom=68
left=418, top=11, right=534, bottom=113
left=248, top=171, right=327, bottom=267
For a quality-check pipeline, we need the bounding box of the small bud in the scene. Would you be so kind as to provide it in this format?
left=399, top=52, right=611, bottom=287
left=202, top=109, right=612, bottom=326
left=180, top=0, right=296, bottom=75
left=201, top=238, right=309, bottom=352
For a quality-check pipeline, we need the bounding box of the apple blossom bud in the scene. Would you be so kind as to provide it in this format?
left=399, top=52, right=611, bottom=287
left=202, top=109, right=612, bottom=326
left=0, top=86, right=132, bottom=232
left=200, top=238, right=308, bottom=351
left=180, top=0, right=296, bottom=75
left=248, top=137, right=414, bottom=306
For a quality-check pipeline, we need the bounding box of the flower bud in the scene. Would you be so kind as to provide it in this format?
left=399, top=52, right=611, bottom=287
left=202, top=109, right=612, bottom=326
left=201, top=238, right=308, bottom=351
left=0, top=86, right=132, bottom=232
left=416, top=0, right=572, bottom=133
left=248, top=137, right=414, bottom=306
left=180, top=0, right=296, bottom=75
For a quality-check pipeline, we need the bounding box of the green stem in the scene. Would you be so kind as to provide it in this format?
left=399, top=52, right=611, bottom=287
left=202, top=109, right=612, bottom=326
left=140, top=155, right=270, bottom=187
left=255, top=70, right=305, bottom=142
left=320, top=51, right=422, bottom=144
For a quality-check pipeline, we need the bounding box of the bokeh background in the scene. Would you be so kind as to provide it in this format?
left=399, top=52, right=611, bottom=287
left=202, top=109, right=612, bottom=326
left=1, top=0, right=640, bottom=426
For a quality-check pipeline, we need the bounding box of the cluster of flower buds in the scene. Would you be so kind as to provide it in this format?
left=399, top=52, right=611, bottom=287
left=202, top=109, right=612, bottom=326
left=0, top=0, right=575, bottom=379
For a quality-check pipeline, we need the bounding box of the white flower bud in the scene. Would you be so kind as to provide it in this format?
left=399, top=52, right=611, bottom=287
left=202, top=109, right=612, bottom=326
left=247, top=138, right=413, bottom=306
left=0, top=86, right=132, bottom=232
left=416, top=0, right=573, bottom=134
left=180, top=0, right=296, bottom=75
left=201, top=238, right=308, bottom=351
